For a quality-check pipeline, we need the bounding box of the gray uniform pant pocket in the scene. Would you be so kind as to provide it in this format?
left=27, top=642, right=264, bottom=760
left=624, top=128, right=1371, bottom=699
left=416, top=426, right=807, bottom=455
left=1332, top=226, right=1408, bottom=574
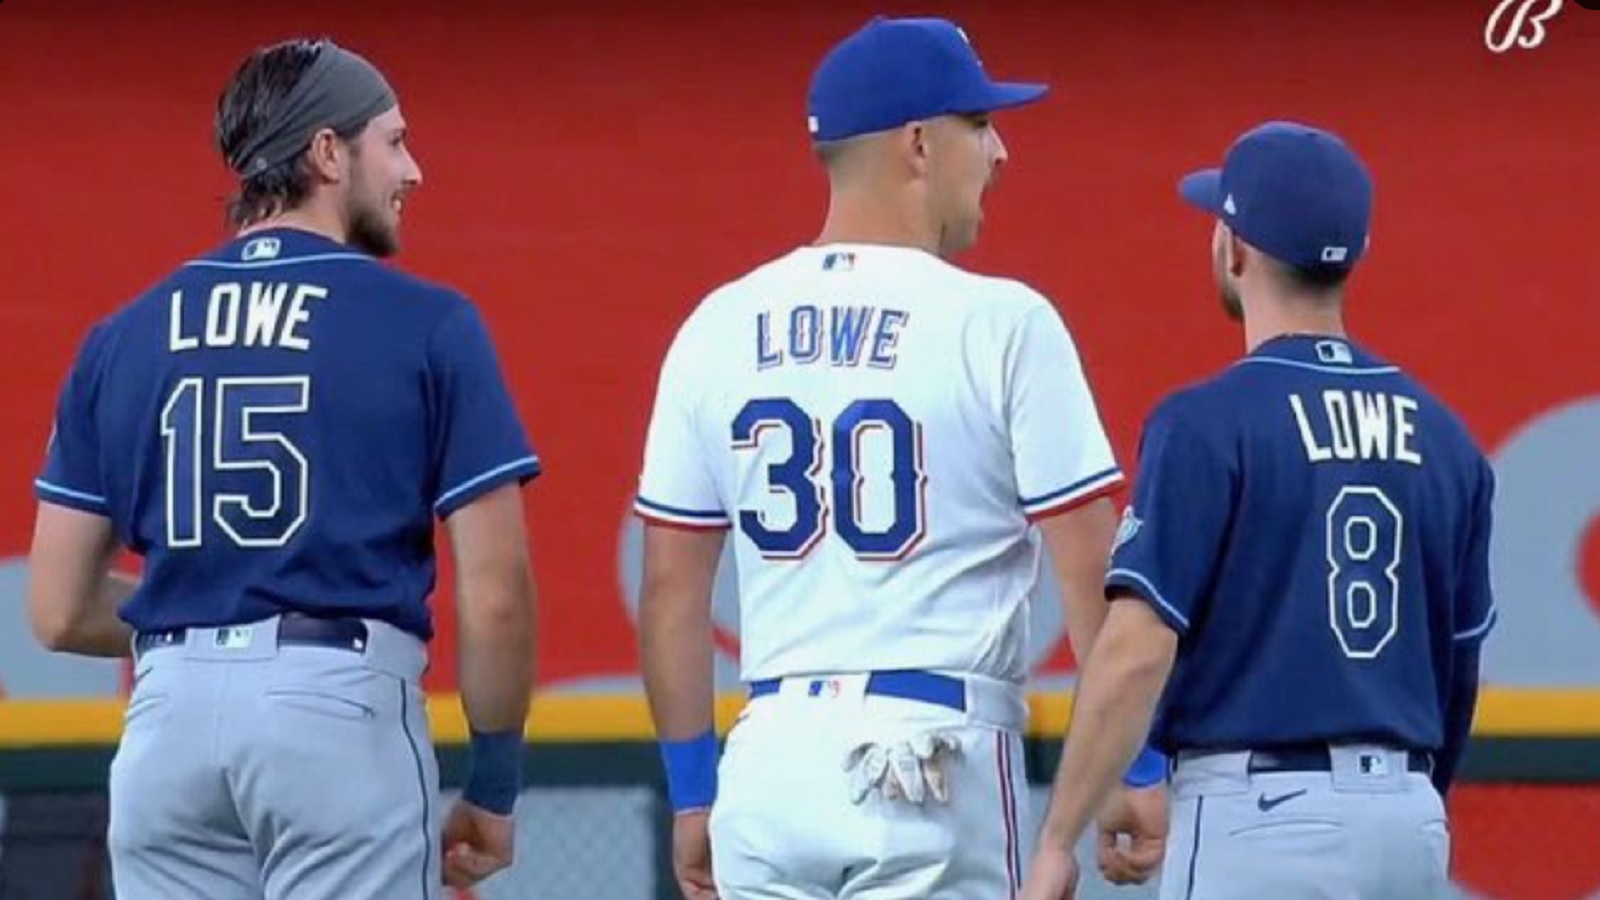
left=109, top=630, right=441, bottom=900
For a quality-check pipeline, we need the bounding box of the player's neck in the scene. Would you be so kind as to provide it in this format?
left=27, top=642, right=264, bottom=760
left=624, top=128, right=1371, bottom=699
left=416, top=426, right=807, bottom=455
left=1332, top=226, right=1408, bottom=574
left=814, top=191, right=939, bottom=255
left=1242, top=301, right=1347, bottom=353
left=237, top=205, right=350, bottom=247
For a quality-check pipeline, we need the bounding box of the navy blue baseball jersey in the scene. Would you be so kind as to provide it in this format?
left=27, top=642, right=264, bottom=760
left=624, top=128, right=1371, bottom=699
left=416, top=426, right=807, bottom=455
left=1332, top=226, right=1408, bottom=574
left=1106, top=334, right=1496, bottom=754
left=35, top=227, right=540, bottom=641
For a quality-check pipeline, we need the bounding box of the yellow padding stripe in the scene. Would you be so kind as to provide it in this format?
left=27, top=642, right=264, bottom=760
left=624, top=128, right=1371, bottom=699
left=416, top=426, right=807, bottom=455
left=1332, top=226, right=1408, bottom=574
left=0, top=688, right=1596, bottom=747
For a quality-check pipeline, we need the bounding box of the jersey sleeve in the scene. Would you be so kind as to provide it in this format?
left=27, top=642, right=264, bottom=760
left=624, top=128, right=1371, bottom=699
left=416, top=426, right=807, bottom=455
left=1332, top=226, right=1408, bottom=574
left=1105, top=400, right=1237, bottom=635
left=427, top=302, right=541, bottom=520
left=1004, top=302, right=1123, bottom=521
left=634, top=322, right=728, bottom=530
left=35, top=324, right=112, bottom=516
left=1453, top=461, right=1497, bottom=643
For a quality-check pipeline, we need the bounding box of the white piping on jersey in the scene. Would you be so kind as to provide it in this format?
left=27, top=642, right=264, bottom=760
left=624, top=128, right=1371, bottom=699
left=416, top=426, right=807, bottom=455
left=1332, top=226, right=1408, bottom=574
left=434, top=455, right=541, bottom=514
left=182, top=253, right=373, bottom=270
left=35, top=479, right=108, bottom=507
left=1234, top=357, right=1401, bottom=376
left=1106, top=567, right=1191, bottom=631
left=1453, top=606, right=1498, bottom=642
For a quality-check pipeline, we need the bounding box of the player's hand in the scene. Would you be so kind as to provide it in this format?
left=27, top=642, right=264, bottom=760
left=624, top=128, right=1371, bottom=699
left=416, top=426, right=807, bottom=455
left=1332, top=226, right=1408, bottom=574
left=441, top=799, right=514, bottom=888
left=672, top=809, right=719, bottom=899
left=1095, top=784, right=1168, bottom=885
left=1018, top=843, right=1080, bottom=900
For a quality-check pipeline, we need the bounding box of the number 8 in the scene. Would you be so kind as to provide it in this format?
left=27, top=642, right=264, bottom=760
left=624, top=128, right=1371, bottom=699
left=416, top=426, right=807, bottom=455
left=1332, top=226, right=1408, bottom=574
left=1326, top=485, right=1404, bottom=659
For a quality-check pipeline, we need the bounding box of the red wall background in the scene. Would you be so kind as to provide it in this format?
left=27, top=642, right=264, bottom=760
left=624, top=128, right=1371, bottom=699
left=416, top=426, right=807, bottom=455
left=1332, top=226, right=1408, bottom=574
left=2, top=2, right=1598, bottom=896
left=4, top=0, right=1597, bottom=688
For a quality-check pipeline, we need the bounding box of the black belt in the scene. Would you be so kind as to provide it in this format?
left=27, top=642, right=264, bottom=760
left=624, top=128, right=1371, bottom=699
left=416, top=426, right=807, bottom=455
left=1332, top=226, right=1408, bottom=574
left=1243, top=745, right=1433, bottom=775
left=134, top=613, right=369, bottom=655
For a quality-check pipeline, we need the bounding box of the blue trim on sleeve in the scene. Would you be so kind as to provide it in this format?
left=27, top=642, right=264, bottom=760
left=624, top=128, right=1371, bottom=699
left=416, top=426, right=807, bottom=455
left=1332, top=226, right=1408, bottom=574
left=635, top=496, right=729, bottom=522
left=1106, top=567, right=1190, bottom=633
left=434, top=456, right=541, bottom=518
left=1019, top=466, right=1123, bottom=510
left=34, top=479, right=109, bottom=515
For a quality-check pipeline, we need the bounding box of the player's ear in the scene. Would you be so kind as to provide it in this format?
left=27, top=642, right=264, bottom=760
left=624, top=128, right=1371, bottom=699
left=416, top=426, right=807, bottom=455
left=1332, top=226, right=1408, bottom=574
left=902, top=121, right=932, bottom=177
left=1224, top=227, right=1247, bottom=278
left=305, top=126, right=346, bottom=184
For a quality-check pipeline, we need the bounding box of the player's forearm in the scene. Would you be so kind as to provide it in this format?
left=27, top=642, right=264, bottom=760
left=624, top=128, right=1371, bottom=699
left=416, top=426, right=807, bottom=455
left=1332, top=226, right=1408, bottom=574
left=1060, top=581, right=1109, bottom=670
left=640, top=587, right=718, bottom=816
left=1039, top=606, right=1174, bottom=848
left=639, top=585, right=715, bottom=739
left=637, top=526, right=722, bottom=740
left=457, top=574, right=536, bottom=733
left=637, top=526, right=723, bottom=816
left=35, top=571, right=137, bottom=658
left=1039, top=499, right=1119, bottom=666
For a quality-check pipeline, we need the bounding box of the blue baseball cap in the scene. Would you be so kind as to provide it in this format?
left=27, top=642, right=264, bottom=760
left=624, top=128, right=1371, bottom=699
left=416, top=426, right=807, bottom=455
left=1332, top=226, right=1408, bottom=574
left=1178, top=121, right=1374, bottom=271
left=806, top=17, right=1048, bottom=143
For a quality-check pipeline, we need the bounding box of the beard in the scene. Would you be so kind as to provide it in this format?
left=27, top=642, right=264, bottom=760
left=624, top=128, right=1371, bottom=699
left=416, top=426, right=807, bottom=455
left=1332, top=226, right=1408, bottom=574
left=1217, top=281, right=1243, bottom=321
left=347, top=193, right=399, bottom=258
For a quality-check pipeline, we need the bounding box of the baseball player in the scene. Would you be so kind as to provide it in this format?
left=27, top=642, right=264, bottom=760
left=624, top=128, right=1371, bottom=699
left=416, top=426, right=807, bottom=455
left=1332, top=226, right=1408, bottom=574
left=26, top=38, right=540, bottom=899
left=1019, top=121, right=1497, bottom=900
left=635, top=16, right=1167, bottom=899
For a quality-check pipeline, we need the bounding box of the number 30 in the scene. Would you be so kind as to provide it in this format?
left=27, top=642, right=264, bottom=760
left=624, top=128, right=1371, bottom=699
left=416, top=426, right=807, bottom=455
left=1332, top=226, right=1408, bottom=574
left=731, top=397, right=927, bottom=561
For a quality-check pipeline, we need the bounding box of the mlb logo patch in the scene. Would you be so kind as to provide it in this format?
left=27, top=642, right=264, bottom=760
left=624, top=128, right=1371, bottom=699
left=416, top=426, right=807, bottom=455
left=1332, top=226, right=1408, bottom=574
left=1315, top=340, right=1353, bottom=365
left=242, top=237, right=281, bottom=262
left=822, top=251, right=855, bottom=272
left=214, top=626, right=254, bottom=650
left=807, top=678, right=842, bottom=698
left=1358, top=753, right=1389, bottom=776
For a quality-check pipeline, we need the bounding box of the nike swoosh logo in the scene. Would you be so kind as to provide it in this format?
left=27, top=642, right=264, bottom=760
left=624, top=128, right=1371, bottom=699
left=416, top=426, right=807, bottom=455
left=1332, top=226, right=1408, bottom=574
left=1257, top=789, right=1309, bottom=812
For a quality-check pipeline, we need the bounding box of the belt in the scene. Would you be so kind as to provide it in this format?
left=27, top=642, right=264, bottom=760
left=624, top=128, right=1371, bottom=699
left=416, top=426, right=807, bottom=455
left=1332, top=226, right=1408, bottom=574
left=134, top=613, right=369, bottom=656
left=748, top=670, right=967, bottom=712
left=1243, top=745, right=1433, bottom=775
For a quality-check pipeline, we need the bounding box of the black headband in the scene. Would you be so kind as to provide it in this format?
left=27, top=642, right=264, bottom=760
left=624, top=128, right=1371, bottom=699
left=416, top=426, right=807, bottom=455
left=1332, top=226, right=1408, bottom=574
left=227, top=43, right=396, bottom=178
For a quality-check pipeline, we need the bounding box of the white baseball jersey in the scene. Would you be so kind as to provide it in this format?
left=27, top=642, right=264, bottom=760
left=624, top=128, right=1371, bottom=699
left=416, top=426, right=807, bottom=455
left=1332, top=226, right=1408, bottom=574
left=635, top=243, right=1122, bottom=683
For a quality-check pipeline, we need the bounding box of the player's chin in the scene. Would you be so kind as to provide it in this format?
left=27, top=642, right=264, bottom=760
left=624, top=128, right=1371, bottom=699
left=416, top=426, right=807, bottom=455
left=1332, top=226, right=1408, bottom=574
left=352, top=220, right=402, bottom=258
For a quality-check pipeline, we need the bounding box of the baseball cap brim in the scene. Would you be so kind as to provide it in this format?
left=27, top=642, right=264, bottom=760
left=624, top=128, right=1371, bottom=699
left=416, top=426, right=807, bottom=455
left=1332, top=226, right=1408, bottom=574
left=956, top=80, right=1049, bottom=115
left=1178, top=168, right=1224, bottom=215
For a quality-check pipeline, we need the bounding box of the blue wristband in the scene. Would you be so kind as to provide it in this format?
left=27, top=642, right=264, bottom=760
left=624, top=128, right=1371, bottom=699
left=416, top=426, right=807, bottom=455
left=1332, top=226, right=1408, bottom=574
left=1122, top=745, right=1169, bottom=788
left=463, top=728, right=523, bottom=816
left=659, top=730, right=719, bottom=813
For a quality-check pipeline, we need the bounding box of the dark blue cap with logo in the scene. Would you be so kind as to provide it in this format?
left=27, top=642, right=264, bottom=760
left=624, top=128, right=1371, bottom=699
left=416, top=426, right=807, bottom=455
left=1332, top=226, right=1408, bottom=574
left=806, top=16, right=1048, bottom=143
left=1179, top=120, right=1374, bottom=271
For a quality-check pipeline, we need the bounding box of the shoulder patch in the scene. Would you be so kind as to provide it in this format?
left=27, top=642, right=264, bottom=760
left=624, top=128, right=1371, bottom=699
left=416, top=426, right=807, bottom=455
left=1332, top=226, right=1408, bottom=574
left=1112, top=506, right=1143, bottom=554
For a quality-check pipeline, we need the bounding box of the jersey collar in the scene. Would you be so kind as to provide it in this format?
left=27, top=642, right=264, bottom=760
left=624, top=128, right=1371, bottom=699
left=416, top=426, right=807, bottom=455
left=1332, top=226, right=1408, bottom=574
left=1236, top=334, right=1398, bottom=374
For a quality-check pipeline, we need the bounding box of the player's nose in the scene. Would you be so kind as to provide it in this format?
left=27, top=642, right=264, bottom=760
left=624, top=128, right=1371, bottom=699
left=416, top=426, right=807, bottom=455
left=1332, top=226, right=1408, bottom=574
left=403, top=148, right=423, bottom=188
left=990, top=126, right=1009, bottom=168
